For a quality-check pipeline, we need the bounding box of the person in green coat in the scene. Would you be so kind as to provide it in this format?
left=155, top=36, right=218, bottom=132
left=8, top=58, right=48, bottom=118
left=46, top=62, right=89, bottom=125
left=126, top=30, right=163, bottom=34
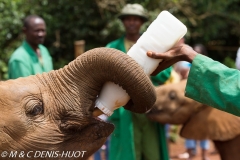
left=8, top=15, right=53, bottom=79
left=147, top=44, right=240, bottom=117
left=106, top=4, right=170, bottom=160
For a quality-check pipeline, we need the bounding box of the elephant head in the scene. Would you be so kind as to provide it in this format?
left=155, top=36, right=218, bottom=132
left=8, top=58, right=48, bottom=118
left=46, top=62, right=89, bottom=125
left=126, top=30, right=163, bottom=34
left=147, top=79, right=240, bottom=141
left=0, top=48, right=156, bottom=160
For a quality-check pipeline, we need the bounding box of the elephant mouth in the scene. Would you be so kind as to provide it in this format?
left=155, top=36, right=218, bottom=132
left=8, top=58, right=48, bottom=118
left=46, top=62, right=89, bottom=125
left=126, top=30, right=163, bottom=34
left=61, top=116, right=114, bottom=140
left=146, top=106, right=165, bottom=116
left=146, top=108, right=165, bottom=120
left=147, top=104, right=182, bottom=117
left=146, top=107, right=177, bottom=124
left=56, top=117, right=113, bottom=159
left=90, top=117, right=114, bottom=139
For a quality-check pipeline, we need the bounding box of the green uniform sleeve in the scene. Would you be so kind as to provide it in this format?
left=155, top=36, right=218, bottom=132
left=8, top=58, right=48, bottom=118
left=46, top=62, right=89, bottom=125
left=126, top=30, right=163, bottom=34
left=186, top=54, right=240, bottom=116
left=149, top=67, right=172, bottom=160
left=8, top=60, right=31, bottom=79
left=150, top=67, right=172, bottom=86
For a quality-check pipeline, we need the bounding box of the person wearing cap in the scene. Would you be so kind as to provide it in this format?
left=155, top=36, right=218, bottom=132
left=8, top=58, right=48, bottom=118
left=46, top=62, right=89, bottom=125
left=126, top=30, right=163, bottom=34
left=106, top=4, right=171, bottom=160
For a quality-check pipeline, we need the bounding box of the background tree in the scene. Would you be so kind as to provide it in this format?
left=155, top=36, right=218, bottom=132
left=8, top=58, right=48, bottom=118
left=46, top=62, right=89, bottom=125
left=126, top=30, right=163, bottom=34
left=0, top=0, right=240, bottom=80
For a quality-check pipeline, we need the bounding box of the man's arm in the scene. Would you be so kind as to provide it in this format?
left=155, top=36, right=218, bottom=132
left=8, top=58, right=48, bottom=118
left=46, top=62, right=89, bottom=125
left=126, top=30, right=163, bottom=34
left=147, top=45, right=197, bottom=75
left=147, top=44, right=240, bottom=117
left=186, top=54, right=240, bottom=117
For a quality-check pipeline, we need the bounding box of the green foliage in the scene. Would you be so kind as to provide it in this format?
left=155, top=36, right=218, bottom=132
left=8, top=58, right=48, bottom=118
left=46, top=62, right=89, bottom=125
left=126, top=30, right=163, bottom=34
left=0, top=0, right=240, bottom=79
left=0, top=0, right=45, bottom=79
left=223, top=56, right=236, bottom=69
left=42, top=0, right=124, bottom=69
left=0, top=0, right=23, bottom=79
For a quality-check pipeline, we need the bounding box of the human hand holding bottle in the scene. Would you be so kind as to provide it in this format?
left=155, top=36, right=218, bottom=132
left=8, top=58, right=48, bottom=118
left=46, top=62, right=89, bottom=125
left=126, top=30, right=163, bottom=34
left=147, top=44, right=198, bottom=76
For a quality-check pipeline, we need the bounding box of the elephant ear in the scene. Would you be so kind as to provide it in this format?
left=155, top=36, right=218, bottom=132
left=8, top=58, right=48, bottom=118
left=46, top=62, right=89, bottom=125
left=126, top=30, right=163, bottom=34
left=180, top=106, right=240, bottom=141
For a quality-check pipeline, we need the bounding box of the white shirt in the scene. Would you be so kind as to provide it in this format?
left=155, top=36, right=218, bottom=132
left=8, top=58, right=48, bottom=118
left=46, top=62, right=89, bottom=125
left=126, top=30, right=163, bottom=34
left=235, top=47, right=240, bottom=70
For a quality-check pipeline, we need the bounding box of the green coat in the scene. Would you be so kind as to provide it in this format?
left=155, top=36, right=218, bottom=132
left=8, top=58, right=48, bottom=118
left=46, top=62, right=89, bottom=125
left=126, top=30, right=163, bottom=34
left=8, top=40, right=53, bottom=79
left=106, top=36, right=170, bottom=160
left=186, top=54, right=240, bottom=117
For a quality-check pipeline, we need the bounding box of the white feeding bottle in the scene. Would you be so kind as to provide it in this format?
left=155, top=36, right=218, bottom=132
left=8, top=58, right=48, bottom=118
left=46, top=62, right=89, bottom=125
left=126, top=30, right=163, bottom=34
left=95, top=10, right=187, bottom=116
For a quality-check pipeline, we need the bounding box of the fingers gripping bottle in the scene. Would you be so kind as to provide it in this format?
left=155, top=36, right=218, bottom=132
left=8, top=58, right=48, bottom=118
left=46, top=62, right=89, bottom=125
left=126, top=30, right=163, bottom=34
left=95, top=11, right=187, bottom=116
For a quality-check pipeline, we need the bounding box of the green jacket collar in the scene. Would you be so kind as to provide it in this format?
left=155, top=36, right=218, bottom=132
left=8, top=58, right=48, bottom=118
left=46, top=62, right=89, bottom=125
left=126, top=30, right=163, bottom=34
left=118, top=36, right=126, bottom=53
left=22, top=40, right=40, bottom=60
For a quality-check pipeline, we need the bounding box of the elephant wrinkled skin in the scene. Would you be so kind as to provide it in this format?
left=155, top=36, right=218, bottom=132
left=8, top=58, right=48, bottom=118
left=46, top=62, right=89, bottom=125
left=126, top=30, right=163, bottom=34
left=147, top=80, right=240, bottom=160
left=0, top=48, right=156, bottom=160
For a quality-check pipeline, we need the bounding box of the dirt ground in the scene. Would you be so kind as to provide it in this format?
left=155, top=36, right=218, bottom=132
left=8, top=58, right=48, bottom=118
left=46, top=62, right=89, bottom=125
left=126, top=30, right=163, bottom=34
left=169, top=137, right=220, bottom=160
left=88, top=137, right=221, bottom=160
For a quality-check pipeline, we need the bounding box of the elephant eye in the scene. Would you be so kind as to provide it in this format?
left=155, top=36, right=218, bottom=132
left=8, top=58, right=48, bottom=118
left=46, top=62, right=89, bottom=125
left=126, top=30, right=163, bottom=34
left=31, top=105, right=44, bottom=116
left=25, top=99, right=44, bottom=117
left=27, top=102, right=44, bottom=117
left=169, top=90, right=177, bottom=100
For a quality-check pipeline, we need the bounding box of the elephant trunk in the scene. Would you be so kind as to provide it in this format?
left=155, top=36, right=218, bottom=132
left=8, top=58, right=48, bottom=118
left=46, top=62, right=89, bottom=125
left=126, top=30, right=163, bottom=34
left=40, top=48, right=156, bottom=119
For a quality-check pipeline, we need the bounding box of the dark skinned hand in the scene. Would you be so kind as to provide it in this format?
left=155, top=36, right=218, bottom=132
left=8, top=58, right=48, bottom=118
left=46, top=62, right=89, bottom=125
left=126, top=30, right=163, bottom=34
left=147, top=44, right=198, bottom=76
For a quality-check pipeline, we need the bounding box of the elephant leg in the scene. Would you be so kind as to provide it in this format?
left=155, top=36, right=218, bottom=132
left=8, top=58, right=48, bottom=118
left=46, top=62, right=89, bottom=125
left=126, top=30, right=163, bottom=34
left=213, top=135, right=240, bottom=160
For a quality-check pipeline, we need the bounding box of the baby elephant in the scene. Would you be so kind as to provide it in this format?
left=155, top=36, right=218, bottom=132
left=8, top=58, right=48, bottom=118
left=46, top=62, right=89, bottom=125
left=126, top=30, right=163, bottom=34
left=0, top=48, right=156, bottom=160
left=147, top=80, right=240, bottom=160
